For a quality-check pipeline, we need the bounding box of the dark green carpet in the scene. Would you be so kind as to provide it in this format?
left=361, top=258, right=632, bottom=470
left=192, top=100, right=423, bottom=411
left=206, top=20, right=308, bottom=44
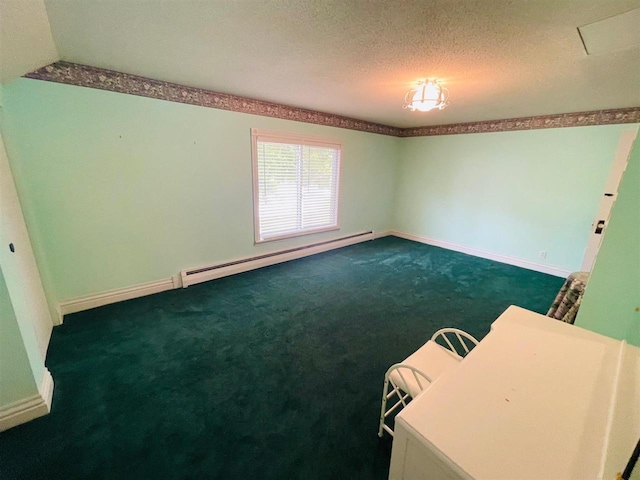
left=0, top=237, right=563, bottom=479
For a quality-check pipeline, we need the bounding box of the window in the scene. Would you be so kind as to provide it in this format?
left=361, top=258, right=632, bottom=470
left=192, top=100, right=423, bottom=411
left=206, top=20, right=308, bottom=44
left=251, top=129, right=341, bottom=243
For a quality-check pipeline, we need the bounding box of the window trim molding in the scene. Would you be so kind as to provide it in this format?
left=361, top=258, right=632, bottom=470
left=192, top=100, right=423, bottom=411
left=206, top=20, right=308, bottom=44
left=251, top=128, right=343, bottom=244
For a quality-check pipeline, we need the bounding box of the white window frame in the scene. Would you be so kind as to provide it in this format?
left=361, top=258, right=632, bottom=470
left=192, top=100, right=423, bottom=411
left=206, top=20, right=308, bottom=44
left=251, top=128, right=342, bottom=244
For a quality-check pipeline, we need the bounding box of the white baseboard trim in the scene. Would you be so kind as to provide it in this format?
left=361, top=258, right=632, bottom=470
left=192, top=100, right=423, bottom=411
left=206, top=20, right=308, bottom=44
left=391, top=230, right=571, bottom=278
left=53, top=309, right=63, bottom=326
left=0, top=368, right=54, bottom=432
left=373, top=230, right=393, bottom=239
left=59, top=277, right=177, bottom=316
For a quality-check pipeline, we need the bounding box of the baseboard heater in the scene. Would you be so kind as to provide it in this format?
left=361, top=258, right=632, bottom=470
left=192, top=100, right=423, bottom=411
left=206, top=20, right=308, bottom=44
left=180, top=230, right=375, bottom=288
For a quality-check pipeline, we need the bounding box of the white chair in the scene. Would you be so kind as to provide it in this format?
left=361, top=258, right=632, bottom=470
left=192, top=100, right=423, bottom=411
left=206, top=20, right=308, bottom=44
left=378, top=328, right=479, bottom=437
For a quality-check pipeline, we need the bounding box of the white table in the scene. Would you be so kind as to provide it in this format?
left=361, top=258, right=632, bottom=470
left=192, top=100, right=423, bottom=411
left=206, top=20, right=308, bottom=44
left=388, top=306, right=640, bottom=480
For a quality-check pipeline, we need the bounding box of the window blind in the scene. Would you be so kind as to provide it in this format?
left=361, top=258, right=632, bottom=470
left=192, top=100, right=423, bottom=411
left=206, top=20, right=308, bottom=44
left=253, top=133, right=341, bottom=242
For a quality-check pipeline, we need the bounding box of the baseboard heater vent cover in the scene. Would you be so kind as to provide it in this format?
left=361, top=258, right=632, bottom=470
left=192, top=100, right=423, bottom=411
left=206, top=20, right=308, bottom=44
left=180, top=230, right=374, bottom=288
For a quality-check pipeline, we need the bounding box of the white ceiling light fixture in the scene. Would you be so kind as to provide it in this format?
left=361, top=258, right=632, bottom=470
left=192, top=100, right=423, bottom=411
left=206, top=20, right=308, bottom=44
left=403, top=79, right=450, bottom=112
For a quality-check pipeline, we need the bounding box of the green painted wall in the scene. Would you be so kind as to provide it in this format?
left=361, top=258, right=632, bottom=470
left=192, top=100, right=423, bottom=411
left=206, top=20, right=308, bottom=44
left=0, top=266, right=39, bottom=405
left=576, top=138, right=640, bottom=346
left=2, top=76, right=638, bottom=350
left=394, top=126, right=633, bottom=273
left=1, top=79, right=398, bottom=304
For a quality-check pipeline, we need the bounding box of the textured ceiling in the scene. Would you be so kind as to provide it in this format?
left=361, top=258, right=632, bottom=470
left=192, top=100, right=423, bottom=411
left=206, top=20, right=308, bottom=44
left=43, top=0, right=640, bottom=128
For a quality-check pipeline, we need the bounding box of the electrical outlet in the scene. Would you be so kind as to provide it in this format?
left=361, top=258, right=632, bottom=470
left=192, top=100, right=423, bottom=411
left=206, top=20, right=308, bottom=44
left=539, top=251, right=547, bottom=260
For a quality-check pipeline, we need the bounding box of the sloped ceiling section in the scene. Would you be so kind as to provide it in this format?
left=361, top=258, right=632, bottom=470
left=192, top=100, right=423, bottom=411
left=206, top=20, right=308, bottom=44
left=41, top=0, right=640, bottom=128
left=0, top=0, right=59, bottom=84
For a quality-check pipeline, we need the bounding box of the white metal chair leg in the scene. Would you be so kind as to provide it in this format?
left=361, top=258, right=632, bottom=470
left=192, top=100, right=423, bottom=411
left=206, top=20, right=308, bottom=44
left=378, top=377, right=390, bottom=437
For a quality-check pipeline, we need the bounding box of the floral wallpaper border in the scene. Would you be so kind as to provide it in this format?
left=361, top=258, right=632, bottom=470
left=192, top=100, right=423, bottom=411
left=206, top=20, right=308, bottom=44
left=400, top=108, right=640, bottom=137
left=25, top=62, right=401, bottom=136
left=25, top=62, right=640, bottom=137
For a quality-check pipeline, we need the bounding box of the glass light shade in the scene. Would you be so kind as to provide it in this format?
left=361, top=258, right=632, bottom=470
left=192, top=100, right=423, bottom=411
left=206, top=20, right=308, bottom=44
left=404, top=79, right=449, bottom=112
